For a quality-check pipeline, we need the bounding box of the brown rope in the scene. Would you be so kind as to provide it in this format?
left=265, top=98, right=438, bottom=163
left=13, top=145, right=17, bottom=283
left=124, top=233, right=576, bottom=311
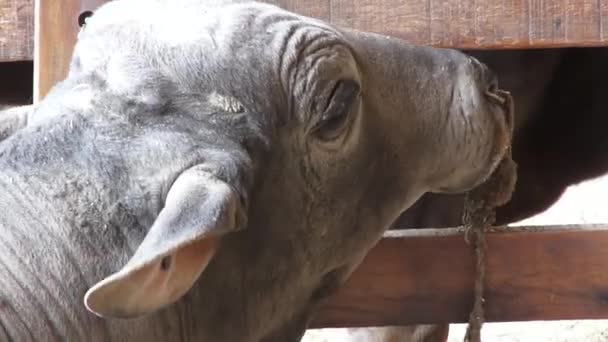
left=462, top=152, right=517, bottom=342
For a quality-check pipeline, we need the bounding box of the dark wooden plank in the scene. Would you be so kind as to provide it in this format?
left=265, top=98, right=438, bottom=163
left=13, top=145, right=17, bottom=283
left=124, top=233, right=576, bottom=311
left=329, top=0, right=433, bottom=45
left=17, top=0, right=608, bottom=89
left=602, top=0, right=608, bottom=39
left=321, top=0, right=608, bottom=48
left=0, top=0, right=34, bottom=62
left=565, top=0, right=601, bottom=42
left=532, top=0, right=567, bottom=44
left=264, top=0, right=331, bottom=21
left=33, top=0, right=106, bottom=102
left=312, top=225, right=608, bottom=327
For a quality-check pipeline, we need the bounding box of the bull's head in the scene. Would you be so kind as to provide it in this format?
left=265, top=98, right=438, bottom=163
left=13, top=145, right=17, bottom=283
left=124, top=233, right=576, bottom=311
left=10, top=0, right=512, bottom=340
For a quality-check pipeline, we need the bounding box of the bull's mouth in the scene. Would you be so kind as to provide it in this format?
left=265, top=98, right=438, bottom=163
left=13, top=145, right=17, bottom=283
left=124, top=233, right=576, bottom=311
left=445, top=87, right=515, bottom=194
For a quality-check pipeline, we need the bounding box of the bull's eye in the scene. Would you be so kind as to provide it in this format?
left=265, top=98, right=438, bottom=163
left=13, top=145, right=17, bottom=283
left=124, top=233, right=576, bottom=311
left=311, top=79, right=360, bottom=141
left=78, top=11, right=94, bottom=28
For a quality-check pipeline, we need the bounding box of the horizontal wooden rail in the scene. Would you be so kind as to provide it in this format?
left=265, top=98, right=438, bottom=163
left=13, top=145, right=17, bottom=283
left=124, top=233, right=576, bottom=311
left=269, top=0, right=608, bottom=49
left=11, top=0, right=608, bottom=65
left=31, top=0, right=608, bottom=100
left=312, top=224, right=608, bottom=328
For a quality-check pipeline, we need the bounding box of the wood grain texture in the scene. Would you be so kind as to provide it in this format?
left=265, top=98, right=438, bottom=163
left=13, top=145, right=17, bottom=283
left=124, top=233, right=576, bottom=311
left=34, top=0, right=106, bottom=102
left=264, top=0, right=331, bottom=21
left=29, top=0, right=592, bottom=101
left=0, top=0, right=34, bottom=62
left=318, top=0, right=608, bottom=48
left=19, top=0, right=608, bottom=78
left=311, top=225, right=608, bottom=327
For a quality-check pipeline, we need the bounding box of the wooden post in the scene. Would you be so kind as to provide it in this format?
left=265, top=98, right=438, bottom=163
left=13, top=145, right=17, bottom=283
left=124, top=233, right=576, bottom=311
left=33, top=0, right=106, bottom=103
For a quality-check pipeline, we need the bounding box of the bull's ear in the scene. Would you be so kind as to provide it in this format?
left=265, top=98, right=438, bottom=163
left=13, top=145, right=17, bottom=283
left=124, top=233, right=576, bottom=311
left=84, top=165, right=246, bottom=318
left=0, top=105, right=32, bottom=142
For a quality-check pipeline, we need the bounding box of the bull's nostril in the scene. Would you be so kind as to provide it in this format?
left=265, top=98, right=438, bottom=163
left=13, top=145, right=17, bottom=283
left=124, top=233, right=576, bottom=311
left=484, top=77, right=507, bottom=106
left=487, top=76, right=498, bottom=94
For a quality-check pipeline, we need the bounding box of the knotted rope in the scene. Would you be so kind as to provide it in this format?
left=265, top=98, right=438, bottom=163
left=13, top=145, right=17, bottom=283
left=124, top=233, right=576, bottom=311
left=463, top=91, right=518, bottom=342
left=462, top=153, right=517, bottom=342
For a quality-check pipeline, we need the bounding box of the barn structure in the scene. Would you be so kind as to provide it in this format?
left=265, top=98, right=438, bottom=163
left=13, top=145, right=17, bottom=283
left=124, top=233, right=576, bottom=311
left=2, top=0, right=608, bottom=337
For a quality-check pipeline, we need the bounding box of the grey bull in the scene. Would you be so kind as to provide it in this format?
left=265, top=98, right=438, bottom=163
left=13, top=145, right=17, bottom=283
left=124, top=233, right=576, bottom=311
left=0, top=0, right=512, bottom=341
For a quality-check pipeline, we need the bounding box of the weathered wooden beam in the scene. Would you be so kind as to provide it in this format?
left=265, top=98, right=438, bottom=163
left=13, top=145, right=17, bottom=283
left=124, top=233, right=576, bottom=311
left=0, top=0, right=34, bottom=62
left=23, top=0, right=608, bottom=87
left=316, top=0, right=608, bottom=49
left=229, top=0, right=608, bottom=49
left=311, top=225, right=608, bottom=328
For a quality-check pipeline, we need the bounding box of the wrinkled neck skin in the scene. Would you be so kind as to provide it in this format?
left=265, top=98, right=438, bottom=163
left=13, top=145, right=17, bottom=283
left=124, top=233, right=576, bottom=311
left=0, top=112, right=371, bottom=342
left=0, top=117, right=419, bottom=342
left=0, top=121, right=253, bottom=341
left=0, top=124, right=161, bottom=341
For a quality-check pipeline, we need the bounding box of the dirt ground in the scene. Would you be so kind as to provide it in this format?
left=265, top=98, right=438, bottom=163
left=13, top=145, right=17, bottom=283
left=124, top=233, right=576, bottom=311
left=303, top=175, right=608, bottom=341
